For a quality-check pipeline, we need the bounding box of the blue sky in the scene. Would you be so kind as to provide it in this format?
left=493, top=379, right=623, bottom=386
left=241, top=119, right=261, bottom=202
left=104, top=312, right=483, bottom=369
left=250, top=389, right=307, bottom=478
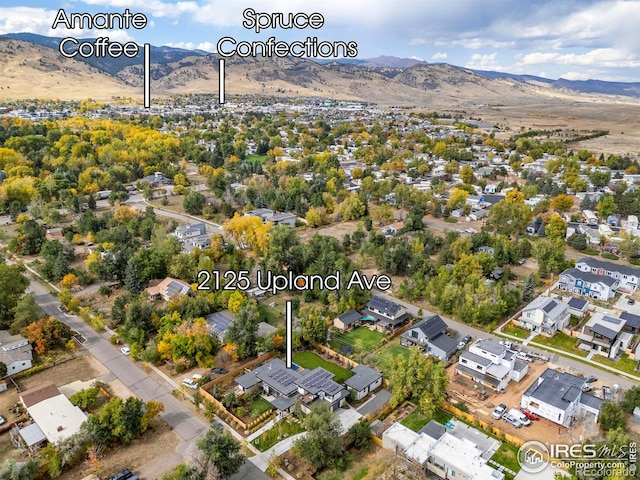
left=2, top=0, right=640, bottom=81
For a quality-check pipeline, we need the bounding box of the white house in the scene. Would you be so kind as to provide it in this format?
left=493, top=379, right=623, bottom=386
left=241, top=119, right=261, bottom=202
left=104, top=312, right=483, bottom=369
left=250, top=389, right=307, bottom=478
left=518, top=297, right=570, bottom=335
left=343, top=364, right=382, bottom=401
left=456, top=339, right=528, bottom=391
left=558, top=268, right=618, bottom=301
left=575, top=257, right=640, bottom=292
left=521, top=368, right=603, bottom=426
left=577, top=313, right=633, bottom=359
left=0, top=331, right=33, bottom=377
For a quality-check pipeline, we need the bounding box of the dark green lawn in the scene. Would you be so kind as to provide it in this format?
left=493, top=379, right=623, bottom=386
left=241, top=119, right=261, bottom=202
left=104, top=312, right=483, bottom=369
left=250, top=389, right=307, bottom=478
left=250, top=420, right=304, bottom=451
left=249, top=396, right=273, bottom=418
left=293, top=351, right=353, bottom=383
left=330, top=327, right=385, bottom=352
left=246, top=154, right=267, bottom=164
left=401, top=408, right=452, bottom=432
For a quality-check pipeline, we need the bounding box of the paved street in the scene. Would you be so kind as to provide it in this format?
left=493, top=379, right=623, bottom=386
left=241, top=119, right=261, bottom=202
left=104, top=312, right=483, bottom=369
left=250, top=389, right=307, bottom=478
left=27, top=277, right=268, bottom=480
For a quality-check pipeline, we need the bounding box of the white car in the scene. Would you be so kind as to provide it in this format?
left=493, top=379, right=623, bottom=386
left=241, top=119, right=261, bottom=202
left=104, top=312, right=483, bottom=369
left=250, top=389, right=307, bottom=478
left=182, top=378, right=198, bottom=389
left=120, top=346, right=131, bottom=355
left=0, top=415, right=5, bottom=425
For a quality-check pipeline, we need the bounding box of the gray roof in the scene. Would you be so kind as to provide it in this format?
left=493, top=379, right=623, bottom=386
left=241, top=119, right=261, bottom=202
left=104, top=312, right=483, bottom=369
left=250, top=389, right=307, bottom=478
left=620, top=311, right=640, bottom=329
left=414, top=315, right=448, bottom=340
left=19, top=423, right=47, bottom=447
left=513, top=359, right=528, bottom=372
left=0, top=331, right=32, bottom=364
left=429, top=332, right=458, bottom=355
left=567, top=297, right=588, bottom=310
left=561, top=268, right=618, bottom=286
left=235, top=371, right=260, bottom=390
left=475, top=339, right=506, bottom=356
left=523, top=296, right=568, bottom=319
left=577, top=257, right=640, bottom=277
left=591, top=323, right=618, bottom=340
left=336, top=309, right=362, bottom=326
left=579, top=392, right=604, bottom=410
left=295, top=367, right=343, bottom=396
left=367, top=296, right=402, bottom=317
left=418, top=420, right=446, bottom=440
left=460, top=351, right=493, bottom=367
left=270, top=396, right=297, bottom=412
left=344, top=364, right=382, bottom=391
left=524, top=368, right=586, bottom=411
left=255, top=359, right=301, bottom=396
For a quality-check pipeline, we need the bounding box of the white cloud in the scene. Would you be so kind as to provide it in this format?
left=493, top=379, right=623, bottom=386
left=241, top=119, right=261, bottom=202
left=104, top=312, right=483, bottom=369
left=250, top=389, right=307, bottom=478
left=0, top=7, right=133, bottom=41
left=164, top=41, right=215, bottom=52
left=431, top=52, right=447, bottom=60
left=410, top=38, right=427, bottom=46
left=517, top=48, right=640, bottom=68
left=76, top=0, right=198, bottom=18
left=465, top=52, right=501, bottom=70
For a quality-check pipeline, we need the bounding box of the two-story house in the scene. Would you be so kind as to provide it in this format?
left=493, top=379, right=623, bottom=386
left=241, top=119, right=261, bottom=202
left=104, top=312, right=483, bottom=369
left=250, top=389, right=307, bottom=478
left=577, top=313, right=633, bottom=359
left=456, top=339, right=528, bottom=391
left=521, top=368, right=603, bottom=426
left=0, top=331, right=33, bottom=376
left=575, top=258, right=640, bottom=292
left=518, top=297, right=570, bottom=335
left=558, top=268, right=618, bottom=301
left=364, top=296, right=411, bottom=332
left=400, top=315, right=458, bottom=361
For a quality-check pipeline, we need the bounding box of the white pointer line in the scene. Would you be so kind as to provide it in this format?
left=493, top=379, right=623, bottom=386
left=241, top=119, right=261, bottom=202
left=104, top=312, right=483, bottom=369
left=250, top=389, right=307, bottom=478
left=144, top=43, right=150, bottom=108
left=219, top=58, right=225, bottom=104
left=286, top=300, right=292, bottom=368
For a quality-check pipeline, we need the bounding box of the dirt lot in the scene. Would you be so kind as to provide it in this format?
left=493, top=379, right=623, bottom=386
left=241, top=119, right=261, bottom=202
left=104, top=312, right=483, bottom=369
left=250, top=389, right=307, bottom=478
left=446, top=359, right=600, bottom=443
left=299, top=220, right=361, bottom=242
left=57, top=421, right=181, bottom=480
left=17, top=354, right=107, bottom=392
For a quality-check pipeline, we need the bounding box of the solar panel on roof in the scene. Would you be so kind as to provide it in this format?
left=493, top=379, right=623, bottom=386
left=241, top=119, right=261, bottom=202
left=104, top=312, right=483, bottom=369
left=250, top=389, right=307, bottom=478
left=542, top=301, right=557, bottom=313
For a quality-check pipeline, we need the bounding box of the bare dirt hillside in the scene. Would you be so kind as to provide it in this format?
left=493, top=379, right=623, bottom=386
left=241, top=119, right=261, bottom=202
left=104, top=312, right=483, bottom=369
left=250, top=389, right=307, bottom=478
left=0, top=38, right=137, bottom=100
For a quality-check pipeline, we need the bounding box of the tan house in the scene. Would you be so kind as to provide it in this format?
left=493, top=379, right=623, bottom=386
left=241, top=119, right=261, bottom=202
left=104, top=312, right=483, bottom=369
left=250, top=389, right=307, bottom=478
left=147, top=277, right=191, bottom=301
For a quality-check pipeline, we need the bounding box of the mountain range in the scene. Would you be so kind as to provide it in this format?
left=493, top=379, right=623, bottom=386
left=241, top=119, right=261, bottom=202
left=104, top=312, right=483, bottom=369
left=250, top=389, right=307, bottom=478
left=2, top=33, right=640, bottom=104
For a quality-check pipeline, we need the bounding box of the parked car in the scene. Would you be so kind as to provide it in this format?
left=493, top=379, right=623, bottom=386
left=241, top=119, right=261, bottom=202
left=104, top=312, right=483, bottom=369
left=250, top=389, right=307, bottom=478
left=518, top=258, right=526, bottom=265
left=584, top=375, right=598, bottom=383
left=628, top=299, right=636, bottom=305
left=457, top=341, right=466, bottom=350
left=462, top=335, right=472, bottom=344
left=120, top=346, right=131, bottom=355
left=210, top=367, right=228, bottom=375
left=0, top=415, right=6, bottom=425
left=520, top=409, right=539, bottom=421
left=181, top=378, right=198, bottom=390
left=210, top=421, right=223, bottom=432
left=491, top=404, right=507, bottom=419
left=502, top=413, right=522, bottom=428
left=108, top=469, right=133, bottom=480
left=508, top=408, right=531, bottom=426
left=602, top=385, right=612, bottom=400
left=581, top=383, right=594, bottom=392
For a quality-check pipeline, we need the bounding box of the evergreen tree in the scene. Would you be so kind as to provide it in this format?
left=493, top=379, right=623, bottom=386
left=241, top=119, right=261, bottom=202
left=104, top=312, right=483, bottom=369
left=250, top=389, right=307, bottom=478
left=87, top=194, right=96, bottom=210
left=124, top=258, right=143, bottom=293
left=522, top=274, right=536, bottom=302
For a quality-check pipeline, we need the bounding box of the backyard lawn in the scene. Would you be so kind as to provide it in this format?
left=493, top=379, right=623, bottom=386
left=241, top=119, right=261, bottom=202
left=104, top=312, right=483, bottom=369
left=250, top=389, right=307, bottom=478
left=249, top=396, right=273, bottom=418
left=401, top=408, right=452, bottom=432
left=293, top=351, right=354, bottom=383
left=366, top=338, right=411, bottom=377
left=250, top=420, right=305, bottom=452
left=489, top=442, right=521, bottom=480
left=330, top=327, right=386, bottom=352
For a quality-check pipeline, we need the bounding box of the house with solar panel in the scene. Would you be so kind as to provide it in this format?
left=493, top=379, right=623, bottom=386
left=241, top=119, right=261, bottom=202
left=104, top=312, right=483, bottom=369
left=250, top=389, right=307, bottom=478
left=620, top=311, right=640, bottom=334
left=400, top=315, right=458, bottom=362
left=363, top=295, right=411, bottom=332
left=518, top=296, right=570, bottom=335
left=577, top=312, right=634, bottom=359
left=205, top=310, right=235, bottom=343
left=147, top=277, right=192, bottom=301
left=234, top=358, right=350, bottom=413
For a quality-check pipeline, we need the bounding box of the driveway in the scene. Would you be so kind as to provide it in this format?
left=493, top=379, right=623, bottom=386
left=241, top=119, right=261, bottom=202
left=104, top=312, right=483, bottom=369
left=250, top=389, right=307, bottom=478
left=336, top=407, right=362, bottom=431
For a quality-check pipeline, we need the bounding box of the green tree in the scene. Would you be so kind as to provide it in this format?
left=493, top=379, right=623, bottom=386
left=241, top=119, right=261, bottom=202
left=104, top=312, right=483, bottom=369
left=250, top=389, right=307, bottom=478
left=194, top=428, right=245, bottom=479
left=599, top=402, right=626, bottom=432
left=10, top=293, right=42, bottom=333
left=0, top=361, right=7, bottom=377
left=0, top=262, right=30, bottom=328
left=532, top=238, right=566, bottom=278
left=621, top=385, right=640, bottom=413
left=545, top=214, right=568, bottom=240
left=567, top=233, right=588, bottom=251
left=550, top=194, right=574, bottom=213
left=485, top=195, right=533, bottom=238
left=70, top=387, right=100, bottom=410
left=390, top=347, right=449, bottom=417
left=337, top=193, right=366, bottom=221
left=298, top=306, right=328, bottom=344
left=348, top=420, right=371, bottom=450
left=294, top=402, right=344, bottom=468
left=460, top=165, right=475, bottom=184
left=224, top=300, right=260, bottom=359
left=522, top=274, right=536, bottom=302
left=183, top=190, right=206, bottom=215
left=589, top=170, right=611, bottom=188
left=596, top=195, right=617, bottom=219
left=124, top=258, right=143, bottom=293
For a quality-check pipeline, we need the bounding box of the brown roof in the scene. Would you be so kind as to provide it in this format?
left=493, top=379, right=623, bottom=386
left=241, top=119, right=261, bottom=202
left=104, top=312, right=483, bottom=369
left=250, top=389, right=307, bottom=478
left=20, top=382, right=60, bottom=408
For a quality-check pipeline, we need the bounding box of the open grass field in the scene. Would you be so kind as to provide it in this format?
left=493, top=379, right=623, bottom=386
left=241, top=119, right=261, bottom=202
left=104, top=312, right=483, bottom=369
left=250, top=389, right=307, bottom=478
left=532, top=332, right=587, bottom=357
left=501, top=324, right=531, bottom=339
left=365, top=338, right=411, bottom=378
left=330, top=327, right=386, bottom=352
left=293, top=351, right=353, bottom=383
left=592, top=353, right=639, bottom=376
